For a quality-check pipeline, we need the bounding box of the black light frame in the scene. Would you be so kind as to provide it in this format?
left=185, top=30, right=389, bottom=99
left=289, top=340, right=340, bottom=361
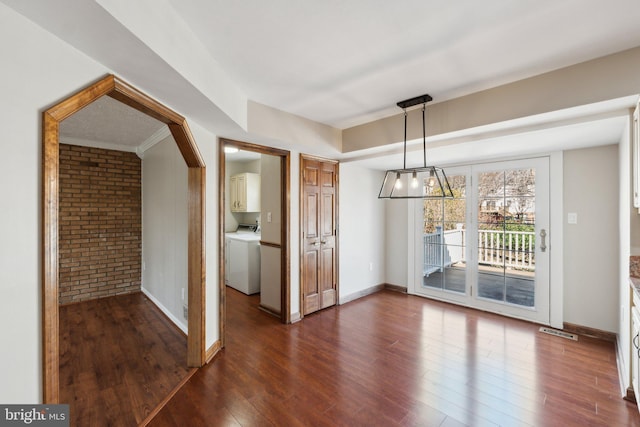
left=378, top=94, right=454, bottom=199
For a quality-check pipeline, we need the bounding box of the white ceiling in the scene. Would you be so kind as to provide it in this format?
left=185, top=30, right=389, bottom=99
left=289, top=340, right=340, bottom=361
left=59, top=96, right=165, bottom=150
left=169, top=0, right=640, bottom=128
left=9, top=0, right=640, bottom=162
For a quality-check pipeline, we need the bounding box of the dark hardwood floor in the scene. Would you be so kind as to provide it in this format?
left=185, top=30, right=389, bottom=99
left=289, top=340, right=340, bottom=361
left=59, top=292, right=193, bottom=426
left=150, top=288, right=640, bottom=426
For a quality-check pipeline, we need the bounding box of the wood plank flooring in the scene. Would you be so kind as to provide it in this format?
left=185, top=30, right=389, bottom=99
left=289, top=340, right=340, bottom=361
left=59, top=292, right=192, bottom=426
left=150, top=288, right=640, bottom=426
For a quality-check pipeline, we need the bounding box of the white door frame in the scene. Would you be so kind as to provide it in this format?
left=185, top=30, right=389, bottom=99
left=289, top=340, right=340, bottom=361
left=408, top=153, right=563, bottom=327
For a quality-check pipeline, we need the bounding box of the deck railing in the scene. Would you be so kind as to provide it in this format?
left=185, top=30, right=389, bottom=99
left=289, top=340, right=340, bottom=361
left=424, top=227, right=535, bottom=275
left=478, top=229, right=535, bottom=270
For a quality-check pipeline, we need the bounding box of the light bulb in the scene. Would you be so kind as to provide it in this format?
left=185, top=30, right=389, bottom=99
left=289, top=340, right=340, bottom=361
left=428, top=170, right=436, bottom=188
left=411, top=171, right=418, bottom=189
left=224, top=146, right=239, bottom=154
left=394, top=172, right=402, bottom=189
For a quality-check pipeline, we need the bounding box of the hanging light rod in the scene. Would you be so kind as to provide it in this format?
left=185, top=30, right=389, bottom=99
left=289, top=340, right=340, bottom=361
left=378, top=93, right=454, bottom=199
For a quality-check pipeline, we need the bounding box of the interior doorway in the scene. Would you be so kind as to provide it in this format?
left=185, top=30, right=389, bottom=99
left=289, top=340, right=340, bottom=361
left=42, top=74, right=206, bottom=403
left=218, top=138, right=291, bottom=345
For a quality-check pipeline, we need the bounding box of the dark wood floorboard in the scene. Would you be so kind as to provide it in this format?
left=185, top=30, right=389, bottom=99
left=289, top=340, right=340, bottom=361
left=59, top=292, right=191, bottom=427
left=150, top=288, right=640, bottom=426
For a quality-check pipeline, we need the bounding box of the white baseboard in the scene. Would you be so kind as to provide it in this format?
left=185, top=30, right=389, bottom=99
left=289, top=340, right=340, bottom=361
left=141, top=287, right=188, bottom=334
left=616, top=333, right=630, bottom=398
left=339, top=284, right=385, bottom=305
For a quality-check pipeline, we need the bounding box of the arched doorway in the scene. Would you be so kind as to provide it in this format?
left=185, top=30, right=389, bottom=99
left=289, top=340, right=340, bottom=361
left=42, top=74, right=206, bottom=403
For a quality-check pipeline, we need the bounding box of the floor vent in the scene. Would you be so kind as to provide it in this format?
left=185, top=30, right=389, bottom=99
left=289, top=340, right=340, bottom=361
left=539, top=327, right=578, bottom=341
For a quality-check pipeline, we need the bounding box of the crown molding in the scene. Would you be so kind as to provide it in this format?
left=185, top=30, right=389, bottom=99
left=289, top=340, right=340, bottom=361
left=136, top=126, right=172, bottom=158
left=60, top=125, right=172, bottom=159
left=59, top=136, right=138, bottom=153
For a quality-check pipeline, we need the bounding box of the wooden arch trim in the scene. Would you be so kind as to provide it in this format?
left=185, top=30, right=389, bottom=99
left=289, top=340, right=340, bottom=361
left=42, top=74, right=206, bottom=403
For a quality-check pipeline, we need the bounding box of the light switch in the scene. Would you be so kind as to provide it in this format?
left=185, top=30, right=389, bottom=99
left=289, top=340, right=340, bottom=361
left=267, top=212, right=272, bottom=223
left=567, top=212, right=578, bottom=224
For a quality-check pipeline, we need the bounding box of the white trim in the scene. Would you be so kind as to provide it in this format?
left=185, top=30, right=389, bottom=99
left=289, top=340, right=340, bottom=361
left=136, top=126, right=172, bottom=158
left=407, top=199, right=418, bottom=295
left=59, top=135, right=138, bottom=153
left=141, top=287, right=188, bottom=334
left=616, top=334, right=629, bottom=398
left=409, top=155, right=558, bottom=325
left=549, top=151, right=564, bottom=328
left=339, top=284, right=385, bottom=304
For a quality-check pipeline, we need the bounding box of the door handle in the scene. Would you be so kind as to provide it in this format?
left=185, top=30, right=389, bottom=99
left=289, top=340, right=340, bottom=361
left=310, top=241, right=318, bottom=246
left=634, top=332, right=639, bottom=350
left=321, top=240, right=327, bottom=244
left=540, top=229, right=547, bottom=252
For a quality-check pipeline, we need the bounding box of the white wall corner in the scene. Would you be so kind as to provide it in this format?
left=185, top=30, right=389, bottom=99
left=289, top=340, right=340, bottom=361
left=141, top=287, right=188, bottom=334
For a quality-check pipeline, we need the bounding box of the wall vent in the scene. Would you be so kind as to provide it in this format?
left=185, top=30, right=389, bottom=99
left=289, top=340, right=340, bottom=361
left=539, top=327, right=578, bottom=341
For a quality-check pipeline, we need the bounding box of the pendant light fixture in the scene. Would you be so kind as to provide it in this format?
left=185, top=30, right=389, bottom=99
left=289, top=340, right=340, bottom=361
left=378, top=94, right=454, bottom=199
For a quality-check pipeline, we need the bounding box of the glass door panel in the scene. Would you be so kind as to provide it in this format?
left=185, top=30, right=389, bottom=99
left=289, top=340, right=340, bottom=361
left=422, top=174, right=467, bottom=295
left=472, top=158, right=549, bottom=324
left=476, top=168, right=536, bottom=308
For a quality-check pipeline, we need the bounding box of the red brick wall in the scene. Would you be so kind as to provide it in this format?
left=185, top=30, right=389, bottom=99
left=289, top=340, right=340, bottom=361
left=58, top=144, right=142, bottom=304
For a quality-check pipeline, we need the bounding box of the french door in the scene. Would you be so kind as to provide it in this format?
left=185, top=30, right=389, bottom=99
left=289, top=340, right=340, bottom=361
left=414, top=157, right=550, bottom=324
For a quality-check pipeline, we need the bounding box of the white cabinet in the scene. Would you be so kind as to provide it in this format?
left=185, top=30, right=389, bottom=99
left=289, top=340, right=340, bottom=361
left=230, top=173, right=260, bottom=212
left=633, top=305, right=640, bottom=403
left=632, top=303, right=640, bottom=416
left=632, top=288, right=640, bottom=414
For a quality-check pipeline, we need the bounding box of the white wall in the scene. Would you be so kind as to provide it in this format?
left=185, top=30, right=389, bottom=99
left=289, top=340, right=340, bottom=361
left=338, top=164, right=386, bottom=301
left=142, top=135, right=188, bottom=331
left=259, top=154, right=281, bottom=312
left=260, top=154, right=281, bottom=244
left=248, top=101, right=342, bottom=156
left=385, top=201, right=409, bottom=287
left=563, top=145, right=619, bottom=332
left=0, top=3, right=107, bottom=403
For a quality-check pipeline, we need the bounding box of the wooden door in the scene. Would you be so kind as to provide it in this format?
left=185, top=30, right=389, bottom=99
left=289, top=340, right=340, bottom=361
left=302, top=156, right=338, bottom=315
